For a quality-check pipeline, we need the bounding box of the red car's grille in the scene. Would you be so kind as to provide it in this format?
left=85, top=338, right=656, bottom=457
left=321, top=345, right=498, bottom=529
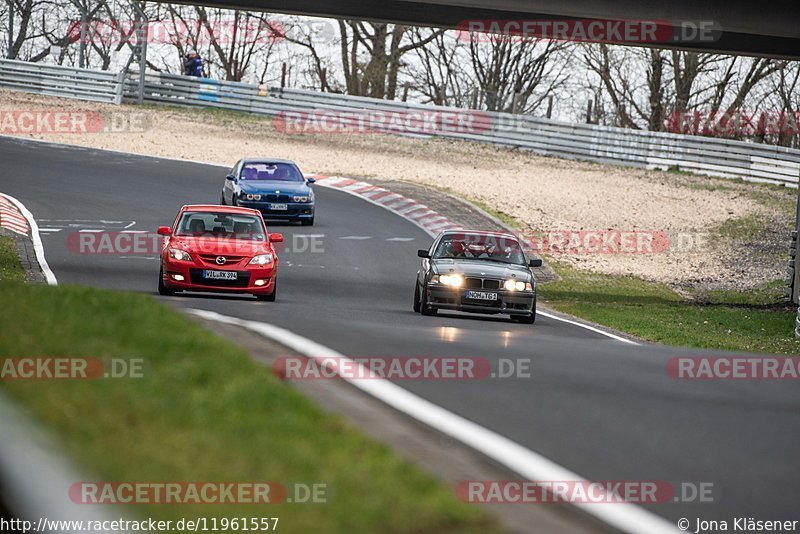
left=198, top=254, right=246, bottom=266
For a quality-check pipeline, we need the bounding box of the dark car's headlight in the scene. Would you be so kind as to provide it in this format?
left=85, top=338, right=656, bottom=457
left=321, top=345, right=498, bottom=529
left=503, top=279, right=532, bottom=291
left=432, top=274, right=463, bottom=287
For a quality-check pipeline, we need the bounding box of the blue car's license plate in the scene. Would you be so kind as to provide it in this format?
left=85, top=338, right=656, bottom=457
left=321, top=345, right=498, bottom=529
left=465, top=290, right=497, bottom=301
left=203, top=270, right=237, bottom=280
left=269, top=203, right=288, bottom=210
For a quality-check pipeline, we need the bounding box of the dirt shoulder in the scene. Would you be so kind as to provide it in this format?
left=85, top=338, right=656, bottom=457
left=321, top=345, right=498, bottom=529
left=1, top=89, right=793, bottom=292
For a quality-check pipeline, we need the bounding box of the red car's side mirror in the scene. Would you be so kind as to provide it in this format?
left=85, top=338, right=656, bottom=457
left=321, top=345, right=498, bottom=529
left=157, top=226, right=172, bottom=236
left=269, top=233, right=284, bottom=243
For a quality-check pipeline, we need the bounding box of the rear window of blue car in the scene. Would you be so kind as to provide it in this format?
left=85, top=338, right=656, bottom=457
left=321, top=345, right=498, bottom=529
left=240, top=162, right=304, bottom=182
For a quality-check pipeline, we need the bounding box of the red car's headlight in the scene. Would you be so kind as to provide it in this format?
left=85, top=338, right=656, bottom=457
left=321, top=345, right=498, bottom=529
left=168, top=248, right=192, bottom=261
left=249, top=253, right=274, bottom=265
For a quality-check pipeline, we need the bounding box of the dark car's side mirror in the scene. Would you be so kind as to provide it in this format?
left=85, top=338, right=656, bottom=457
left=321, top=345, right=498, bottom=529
left=306, top=177, right=316, bottom=184
left=270, top=233, right=284, bottom=243
left=529, top=258, right=543, bottom=267
left=157, top=226, right=172, bottom=236
left=226, top=174, right=236, bottom=181
left=417, top=249, right=430, bottom=258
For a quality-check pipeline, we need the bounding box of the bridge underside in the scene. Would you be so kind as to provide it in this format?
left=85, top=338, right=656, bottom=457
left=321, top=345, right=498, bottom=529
left=166, top=0, right=800, bottom=59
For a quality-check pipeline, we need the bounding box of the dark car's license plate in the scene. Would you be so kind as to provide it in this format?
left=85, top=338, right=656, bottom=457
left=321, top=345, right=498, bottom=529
left=203, top=270, right=237, bottom=280
left=465, top=290, right=497, bottom=301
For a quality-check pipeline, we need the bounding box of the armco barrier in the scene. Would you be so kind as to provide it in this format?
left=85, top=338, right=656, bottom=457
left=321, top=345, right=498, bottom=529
left=0, top=59, right=124, bottom=104
left=1, top=59, right=798, bottom=185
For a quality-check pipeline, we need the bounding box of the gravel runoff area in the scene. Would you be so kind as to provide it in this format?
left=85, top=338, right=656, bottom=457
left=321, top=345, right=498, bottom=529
left=1, top=89, right=794, bottom=292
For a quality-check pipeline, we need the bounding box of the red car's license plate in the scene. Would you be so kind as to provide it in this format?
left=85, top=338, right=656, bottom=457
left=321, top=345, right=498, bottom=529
left=203, top=270, right=237, bottom=280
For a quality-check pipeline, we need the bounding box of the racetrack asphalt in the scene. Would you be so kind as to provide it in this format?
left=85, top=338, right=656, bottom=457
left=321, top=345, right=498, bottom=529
left=2, top=136, right=799, bottom=529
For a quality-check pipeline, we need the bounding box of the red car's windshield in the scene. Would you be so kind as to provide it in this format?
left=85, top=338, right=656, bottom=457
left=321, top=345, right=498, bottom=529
left=175, top=212, right=267, bottom=241
left=433, top=233, right=526, bottom=265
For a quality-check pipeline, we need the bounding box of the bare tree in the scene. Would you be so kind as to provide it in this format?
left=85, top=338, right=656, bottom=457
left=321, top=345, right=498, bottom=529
left=338, top=21, right=443, bottom=99
left=468, top=34, right=572, bottom=114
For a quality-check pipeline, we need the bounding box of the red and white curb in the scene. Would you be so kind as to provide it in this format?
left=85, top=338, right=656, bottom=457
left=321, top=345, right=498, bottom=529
left=310, top=175, right=461, bottom=238
left=0, top=195, right=30, bottom=235
left=0, top=192, right=58, bottom=285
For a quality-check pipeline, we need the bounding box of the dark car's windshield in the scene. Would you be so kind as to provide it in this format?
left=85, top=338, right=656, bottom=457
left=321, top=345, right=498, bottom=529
left=433, top=233, right=526, bottom=265
left=239, top=162, right=304, bottom=182
left=175, top=212, right=267, bottom=241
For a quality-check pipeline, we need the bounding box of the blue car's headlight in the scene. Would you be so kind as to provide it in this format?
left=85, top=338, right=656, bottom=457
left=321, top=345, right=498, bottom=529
left=293, top=195, right=310, bottom=203
left=242, top=193, right=262, bottom=201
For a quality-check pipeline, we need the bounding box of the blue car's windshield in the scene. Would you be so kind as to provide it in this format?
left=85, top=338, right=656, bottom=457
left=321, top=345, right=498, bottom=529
left=239, top=162, right=304, bottom=182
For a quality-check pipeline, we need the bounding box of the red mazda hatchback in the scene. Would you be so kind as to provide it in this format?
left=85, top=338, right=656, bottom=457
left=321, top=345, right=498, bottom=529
left=157, top=205, right=282, bottom=300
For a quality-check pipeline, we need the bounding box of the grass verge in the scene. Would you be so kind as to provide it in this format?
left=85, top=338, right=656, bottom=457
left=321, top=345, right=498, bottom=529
left=539, top=260, right=800, bottom=355
left=0, top=236, right=25, bottom=282
left=0, top=247, right=493, bottom=532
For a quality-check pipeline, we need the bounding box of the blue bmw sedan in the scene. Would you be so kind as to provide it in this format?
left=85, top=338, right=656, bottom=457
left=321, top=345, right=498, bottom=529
left=221, top=158, right=316, bottom=225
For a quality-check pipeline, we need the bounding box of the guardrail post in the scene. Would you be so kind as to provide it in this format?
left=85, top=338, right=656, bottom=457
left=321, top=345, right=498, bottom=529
left=794, top=184, right=800, bottom=337
left=113, top=70, right=125, bottom=105
left=133, top=2, right=148, bottom=105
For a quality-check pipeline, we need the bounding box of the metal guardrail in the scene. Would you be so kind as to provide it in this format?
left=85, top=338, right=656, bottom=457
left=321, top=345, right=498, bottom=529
left=1, top=59, right=799, bottom=185
left=119, top=70, right=800, bottom=186
left=0, top=59, right=124, bottom=104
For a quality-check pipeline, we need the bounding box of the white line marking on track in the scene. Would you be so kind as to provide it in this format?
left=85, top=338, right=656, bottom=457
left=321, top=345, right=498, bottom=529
left=38, top=228, right=63, bottom=232
left=186, top=308, right=679, bottom=534
left=537, top=311, right=639, bottom=345
left=78, top=229, right=103, bottom=233
left=386, top=237, right=415, bottom=242
left=339, top=236, right=373, bottom=240
left=0, top=192, right=57, bottom=285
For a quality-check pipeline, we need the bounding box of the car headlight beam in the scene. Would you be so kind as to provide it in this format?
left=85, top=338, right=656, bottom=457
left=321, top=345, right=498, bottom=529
left=504, top=279, right=528, bottom=291
left=168, top=248, right=191, bottom=261
left=249, top=253, right=274, bottom=265
left=437, top=274, right=463, bottom=287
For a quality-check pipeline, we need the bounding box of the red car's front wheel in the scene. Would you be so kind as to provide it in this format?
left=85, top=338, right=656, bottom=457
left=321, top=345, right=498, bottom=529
left=157, top=267, right=175, bottom=296
left=255, top=280, right=277, bottom=301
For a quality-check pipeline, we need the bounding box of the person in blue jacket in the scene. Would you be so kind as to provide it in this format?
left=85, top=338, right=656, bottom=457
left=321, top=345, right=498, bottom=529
left=183, top=51, right=203, bottom=77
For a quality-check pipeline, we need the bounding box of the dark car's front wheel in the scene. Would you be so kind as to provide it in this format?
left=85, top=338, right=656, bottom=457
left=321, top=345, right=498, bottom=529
left=158, top=267, right=175, bottom=296
left=413, top=282, right=421, bottom=313
left=420, top=285, right=437, bottom=316
left=512, top=298, right=536, bottom=324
